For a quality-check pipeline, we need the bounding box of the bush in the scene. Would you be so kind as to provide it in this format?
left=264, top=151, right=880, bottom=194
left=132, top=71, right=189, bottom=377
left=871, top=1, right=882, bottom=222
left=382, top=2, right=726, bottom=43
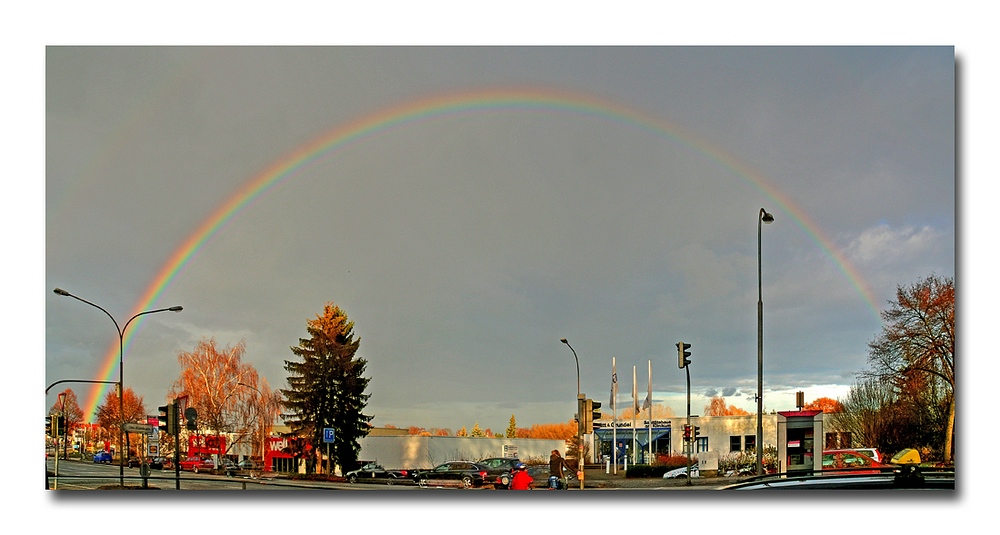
left=719, top=445, right=778, bottom=475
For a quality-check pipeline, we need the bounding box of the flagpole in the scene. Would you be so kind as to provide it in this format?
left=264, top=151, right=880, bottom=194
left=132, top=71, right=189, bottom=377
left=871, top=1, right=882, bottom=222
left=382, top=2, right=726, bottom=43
left=632, top=365, right=637, bottom=465
left=647, top=360, right=653, bottom=463
left=612, top=356, right=617, bottom=475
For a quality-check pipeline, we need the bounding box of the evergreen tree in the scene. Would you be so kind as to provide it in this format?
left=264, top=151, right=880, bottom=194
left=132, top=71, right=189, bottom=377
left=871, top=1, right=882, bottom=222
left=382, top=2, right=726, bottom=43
left=505, top=415, right=517, bottom=438
left=281, top=302, right=372, bottom=473
left=471, top=422, right=484, bottom=437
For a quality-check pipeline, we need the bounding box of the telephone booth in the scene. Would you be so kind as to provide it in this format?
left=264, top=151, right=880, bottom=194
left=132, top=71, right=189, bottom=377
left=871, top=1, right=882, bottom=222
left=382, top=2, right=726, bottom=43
left=777, top=410, right=823, bottom=476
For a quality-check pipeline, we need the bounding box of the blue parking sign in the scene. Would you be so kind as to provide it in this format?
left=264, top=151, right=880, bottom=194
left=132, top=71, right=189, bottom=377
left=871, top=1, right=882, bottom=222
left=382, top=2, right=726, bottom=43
left=323, top=428, right=335, bottom=443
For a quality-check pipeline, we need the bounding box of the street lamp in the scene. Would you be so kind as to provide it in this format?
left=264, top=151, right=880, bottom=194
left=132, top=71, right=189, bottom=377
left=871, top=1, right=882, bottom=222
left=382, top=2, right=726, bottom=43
left=53, top=288, right=182, bottom=487
left=756, top=208, right=773, bottom=476
left=560, top=338, right=584, bottom=490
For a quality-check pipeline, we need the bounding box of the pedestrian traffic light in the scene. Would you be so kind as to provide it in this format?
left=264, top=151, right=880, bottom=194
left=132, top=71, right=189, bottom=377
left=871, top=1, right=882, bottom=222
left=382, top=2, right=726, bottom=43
left=682, top=424, right=691, bottom=442
left=677, top=341, right=691, bottom=368
left=589, top=399, right=602, bottom=431
left=46, top=415, right=53, bottom=436
left=57, top=415, right=66, bottom=436
left=185, top=407, right=197, bottom=431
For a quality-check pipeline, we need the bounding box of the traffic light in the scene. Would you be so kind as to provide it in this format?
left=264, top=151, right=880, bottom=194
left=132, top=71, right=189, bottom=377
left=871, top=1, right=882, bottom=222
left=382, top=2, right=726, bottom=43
left=576, top=396, right=586, bottom=434
left=185, top=407, right=197, bottom=431
left=589, top=399, right=602, bottom=431
left=581, top=398, right=592, bottom=432
left=693, top=425, right=701, bottom=440
left=158, top=405, right=169, bottom=432
left=46, top=415, right=52, bottom=436
left=57, top=415, right=66, bottom=436
left=158, top=403, right=179, bottom=434
left=682, top=424, right=691, bottom=442
left=676, top=341, right=691, bottom=368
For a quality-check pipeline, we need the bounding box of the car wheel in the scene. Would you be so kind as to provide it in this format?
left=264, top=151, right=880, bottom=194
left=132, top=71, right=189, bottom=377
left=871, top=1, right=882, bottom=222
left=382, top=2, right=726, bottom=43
left=348, top=474, right=357, bottom=484
left=500, top=474, right=511, bottom=487
left=462, top=476, right=473, bottom=488
left=386, top=476, right=395, bottom=486
left=193, top=466, right=199, bottom=474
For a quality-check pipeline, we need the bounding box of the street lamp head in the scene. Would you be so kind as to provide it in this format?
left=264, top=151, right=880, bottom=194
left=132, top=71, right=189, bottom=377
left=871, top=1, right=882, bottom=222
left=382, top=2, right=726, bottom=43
left=53, top=288, right=70, bottom=296
left=168, top=306, right=183, bottom=312
left=560, top=338, right=569, bottom=344
left=760, top=208, right=774, bottom=224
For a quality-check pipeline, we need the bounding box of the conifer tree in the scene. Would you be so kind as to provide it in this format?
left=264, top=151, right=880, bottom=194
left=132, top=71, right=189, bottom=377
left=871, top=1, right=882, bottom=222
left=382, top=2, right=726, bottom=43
left=505, top=415, right=517, bottom=438
left=282, top=303, right=372, bottom=473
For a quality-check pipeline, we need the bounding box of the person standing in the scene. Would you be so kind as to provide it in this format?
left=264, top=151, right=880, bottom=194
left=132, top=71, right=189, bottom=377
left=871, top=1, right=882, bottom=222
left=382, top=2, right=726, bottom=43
left=549, top=449, right=573, bottom=489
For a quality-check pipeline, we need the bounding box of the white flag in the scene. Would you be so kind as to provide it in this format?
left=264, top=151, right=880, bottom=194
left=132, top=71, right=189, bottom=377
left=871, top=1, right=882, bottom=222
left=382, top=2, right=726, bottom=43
left=610, top=357, right=618, bottom=407
left=632, top=365, right=639, bottom=414
left=642, top=360, right=652, bottom=411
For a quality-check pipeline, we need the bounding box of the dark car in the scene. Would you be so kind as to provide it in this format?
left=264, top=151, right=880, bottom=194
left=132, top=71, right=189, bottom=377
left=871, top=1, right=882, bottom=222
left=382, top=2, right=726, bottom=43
left=345, top=462, right=414, bottom=484
left=477, top=457, right=521, bottom=489
left=719, top=466, right=954, bottom=490
left=417, top=461, right=490, bottom=488
left=149, top=457, right=167, bottom=469
left=127, top=456, right=144, bottom=468
left=93, top=451, right=113, bottom=464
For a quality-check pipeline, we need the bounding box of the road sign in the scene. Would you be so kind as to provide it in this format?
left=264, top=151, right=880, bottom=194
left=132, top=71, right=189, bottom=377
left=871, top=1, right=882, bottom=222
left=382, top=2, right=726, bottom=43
left=124, top=423, right=153, bottom=434
left=323, top=428, right=335, bottom=443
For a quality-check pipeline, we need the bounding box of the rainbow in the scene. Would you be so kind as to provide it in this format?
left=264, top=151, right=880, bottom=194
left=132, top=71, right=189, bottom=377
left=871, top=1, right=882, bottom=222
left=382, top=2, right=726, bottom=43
left=80, top=86, right=882, bottom=420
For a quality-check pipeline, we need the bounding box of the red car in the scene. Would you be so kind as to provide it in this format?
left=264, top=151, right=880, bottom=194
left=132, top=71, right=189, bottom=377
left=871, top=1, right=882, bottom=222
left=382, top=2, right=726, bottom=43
left=822, top=449, right=888, bottom=474
left=179, top=456, right=214, bottom=473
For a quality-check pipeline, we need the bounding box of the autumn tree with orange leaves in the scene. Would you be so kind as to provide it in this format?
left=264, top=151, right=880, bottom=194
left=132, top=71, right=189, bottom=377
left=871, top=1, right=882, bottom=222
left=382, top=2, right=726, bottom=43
left=803, top=397, right=843, bottom=413
left=95, top=386, right=147, bottom=456
left=838, top=274, right=954, bottom=462
left=169, top=338, right=281, bottom=456
left=704, top=396, right=751, bottom=416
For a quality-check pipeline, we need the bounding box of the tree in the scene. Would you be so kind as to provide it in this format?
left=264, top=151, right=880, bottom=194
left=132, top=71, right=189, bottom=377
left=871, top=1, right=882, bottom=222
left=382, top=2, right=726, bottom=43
left=470, top=422, right=485, bottom=437
left=49, top=389, right=84, bottom=459
left=804, top=397, right=843, bottom=413
left=864, top=274, right=954, bottom=461
left=49, top=388, right=84, bottom=435
left=505, top=415, right=517, bottom=438
left=456, top=427, right=468, bottom=437
left=95, top=387, right=147, bottom=456
left=168, top=337, right=277, bottom=455
left=282, top=302, right=372, bottom=474
left=704, top=396, right=751, bottom=416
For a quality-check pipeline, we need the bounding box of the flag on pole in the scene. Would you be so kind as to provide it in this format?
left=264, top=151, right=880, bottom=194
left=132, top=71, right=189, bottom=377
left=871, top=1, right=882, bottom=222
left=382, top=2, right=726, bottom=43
left=632, top=365, right=640, bottom=414
left=610, top=357, right=618, bottom=407
left=642, top=360, right=652, bottom=411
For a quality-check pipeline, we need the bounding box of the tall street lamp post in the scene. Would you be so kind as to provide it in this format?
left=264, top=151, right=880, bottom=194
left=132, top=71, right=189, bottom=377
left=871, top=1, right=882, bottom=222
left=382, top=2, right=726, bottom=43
left=53, top=288, right=182, bottom=487
left=560, top=338, right=584, bottom=490
left=756, top=208, right=773, bottom=476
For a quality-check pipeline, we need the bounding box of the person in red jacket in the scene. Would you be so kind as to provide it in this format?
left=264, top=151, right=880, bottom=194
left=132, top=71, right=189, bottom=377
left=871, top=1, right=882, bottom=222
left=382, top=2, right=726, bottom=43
left=510, top=463, right=533, bottom=490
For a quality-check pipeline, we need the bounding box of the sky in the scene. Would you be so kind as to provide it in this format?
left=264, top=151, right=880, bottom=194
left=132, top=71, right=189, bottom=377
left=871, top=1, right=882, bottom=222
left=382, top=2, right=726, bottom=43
left=43, top=45, right=955, bottom=435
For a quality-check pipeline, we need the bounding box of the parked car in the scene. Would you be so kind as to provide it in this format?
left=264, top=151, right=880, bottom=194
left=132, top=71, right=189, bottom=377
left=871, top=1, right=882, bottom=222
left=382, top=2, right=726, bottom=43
left=522, top=464, right=574, bottom=489
left=477, top=457, right=521, bottom=489
left=662, top=465, right=700, bottom=479
left=822, top=449, right=889, bottom=474
left=719, top=466, right=954, bottom=490
left=217, top=458, right=239, bottom=475
left=416, top=461, right=490, bottom=488
left=345, top=462, right=413, bottom=484
left=179, top=456, right=214, bottom=473
left=149, top=457, right=168, bottom=470
left=93, top=451, right=113, bottom=464
left=237, top=459, right=261, bottom=471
